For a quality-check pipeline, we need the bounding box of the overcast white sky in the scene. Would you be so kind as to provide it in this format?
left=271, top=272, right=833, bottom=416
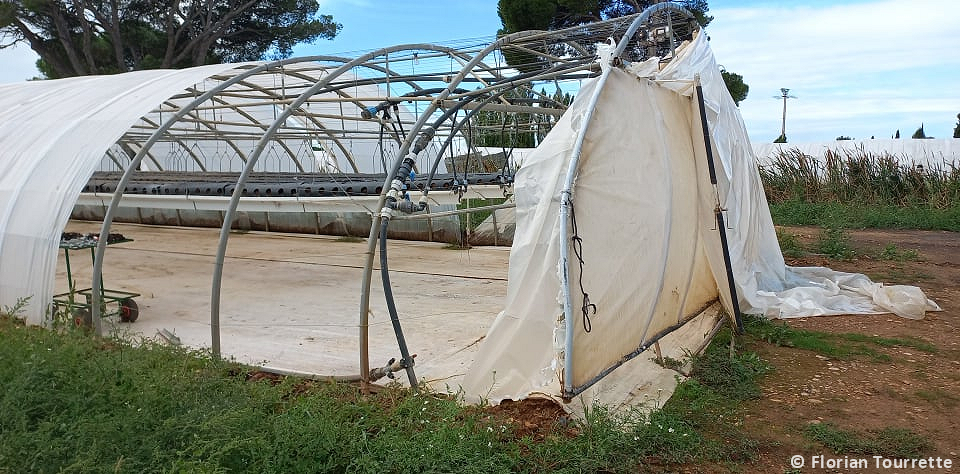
left=1, top=0, right=957, bottom=143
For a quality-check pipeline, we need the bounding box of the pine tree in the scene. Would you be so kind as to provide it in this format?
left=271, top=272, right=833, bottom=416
left=912, top=124, right=929, bottom=139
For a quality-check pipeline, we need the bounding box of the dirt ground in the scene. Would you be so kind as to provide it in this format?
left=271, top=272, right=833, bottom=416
left=59, top=222, right=957, bottom=471
left=504, top=226, right=960, bottom=472
left=739, top=227, right=960, bottom=473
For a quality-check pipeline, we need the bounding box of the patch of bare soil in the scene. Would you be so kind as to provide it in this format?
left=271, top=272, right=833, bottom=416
left=484, top=397, right=575, bottom=442
left=496, top=227, right=959, bottom=472
left=743, top=226, right=960, bottom=473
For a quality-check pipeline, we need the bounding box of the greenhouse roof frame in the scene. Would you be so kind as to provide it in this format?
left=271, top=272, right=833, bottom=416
left=1, top=4, right=712, bottom=402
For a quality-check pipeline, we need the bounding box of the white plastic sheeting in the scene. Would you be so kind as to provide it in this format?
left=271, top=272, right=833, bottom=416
left=0, top=64, right=245, bottom=323
left=462, top=31, right=938, bottom=407
left=462, top=66, right=723, bottom=406
left=754, top=138, right=960, bottom=168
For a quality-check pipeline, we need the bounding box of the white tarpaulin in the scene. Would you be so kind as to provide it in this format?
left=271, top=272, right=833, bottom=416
left=462, top=31, right=938, bottom=407
left=1, top=62, right=442, bottom=324
left=754, top=138, right=960, bottom=168
left=0, top=64, right=245, bottom=323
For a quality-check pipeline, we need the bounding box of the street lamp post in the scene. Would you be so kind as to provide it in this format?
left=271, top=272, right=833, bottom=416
left=774, top=87, right=797, bottom=138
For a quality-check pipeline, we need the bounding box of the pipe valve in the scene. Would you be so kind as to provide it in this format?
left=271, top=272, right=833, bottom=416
left=369, top=354, right=417, bottom=382
left=385, top=155, right=427, bottom=214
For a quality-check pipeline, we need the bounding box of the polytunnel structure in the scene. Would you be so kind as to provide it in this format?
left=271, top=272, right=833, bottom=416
left=0, top=2, right=940, bottom=411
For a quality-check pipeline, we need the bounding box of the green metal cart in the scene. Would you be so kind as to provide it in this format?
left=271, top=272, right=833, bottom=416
left=51, top=233, right=140, bottom=327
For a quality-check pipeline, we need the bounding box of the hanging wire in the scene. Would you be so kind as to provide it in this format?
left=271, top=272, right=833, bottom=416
left=448, top=108, right=460, bottom=180
left=568, top=200, right=597, bottom=333
left=376, top=116, right=388, bottom=174
left=391, top=104, right=407, bottom=144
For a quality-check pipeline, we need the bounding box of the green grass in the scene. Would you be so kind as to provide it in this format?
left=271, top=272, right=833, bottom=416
left=655, top=326, right=770, bottom=465
left=0, top=316, right=516, bottom=473
left=867, top=267, right=934, bottom=285
left=1, top=296, right=29, bottom=324
left=760, top=146, right=960, bottom=232
left=776, top=227, right=920, bottom=262
left=0, top=313, right=775, bottom=473
left=814, top=227, right=856, bottom=260
left=776, top=228, right=806, bottom=258
left=836, top=332, right=937, bottom=353
left=743, top=315, right=936, bottom=362
left=15, top=306, right=937, bottom=473
left=769, top=201, right=960, bottom=231
left=803, top=422, right=932, bottom=458
left=457, top=198, right=506, bottom=231
left=914, top=388, right=959, bottom=408
left=11, top=310, right=935, bottom=472
left=876, top=243, right=919, bottom=262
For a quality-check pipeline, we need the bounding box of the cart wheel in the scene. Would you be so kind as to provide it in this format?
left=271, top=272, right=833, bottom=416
left=119, top=299, right=139, bottom=323
left=73, top=308, right=92, bottom=327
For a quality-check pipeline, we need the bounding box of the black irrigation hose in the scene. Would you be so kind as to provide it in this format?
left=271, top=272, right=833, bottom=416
left=392, top=104, right=408, bottom=146
left=379, top=218, right=419, bottom=391
left=371, top=63, right=593, bottom=389
left=376, top=121, right=388, bottom=174
left=695, top=82, right=743, bottom=333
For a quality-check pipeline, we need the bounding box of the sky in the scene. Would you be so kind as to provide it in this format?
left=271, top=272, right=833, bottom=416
left=1, top=0, right=957, bottom=144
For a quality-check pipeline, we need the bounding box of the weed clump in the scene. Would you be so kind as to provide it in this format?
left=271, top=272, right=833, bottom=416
left=815, top=227, right=856, bottom=260
left=743, top=315, right=936, bottom=361
left=803, top=422, right=932, bottom=458
left=760, top=147, right=960, bottom=231
left=760, top=147, right=960, bottom=209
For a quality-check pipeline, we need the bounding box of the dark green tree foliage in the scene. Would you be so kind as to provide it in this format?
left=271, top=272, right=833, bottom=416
left=496, top=0, right=747, bottom=103
left=774, top=134, right=787, bottom=143
left=953, top=113, right=960, bottom=139
left=836, top=136, right=852, bottom=140
left=470, top=87, right=573, bottom=149
left=911, top=124, right=930, bottom=139
left=498, top=0, right=712, bottom=32
left=497, top=0, right=710, bottom=72
left=0, top=0, right=340, bottom=79
left=720, top=69, right=748, bottom=106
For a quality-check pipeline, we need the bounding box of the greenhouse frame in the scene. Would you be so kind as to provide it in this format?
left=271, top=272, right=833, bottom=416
left=0, top=3, right=938, bottom=411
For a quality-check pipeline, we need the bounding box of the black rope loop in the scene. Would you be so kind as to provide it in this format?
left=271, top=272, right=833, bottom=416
left=569, top=201, right=596, bottom=333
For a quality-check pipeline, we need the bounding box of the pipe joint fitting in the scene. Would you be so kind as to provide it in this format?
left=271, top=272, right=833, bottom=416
left=369, top=354, right=417, bottom=382
left=413, top=126, right=435, bottom=154
left=394, top=199, right=426, bottom=214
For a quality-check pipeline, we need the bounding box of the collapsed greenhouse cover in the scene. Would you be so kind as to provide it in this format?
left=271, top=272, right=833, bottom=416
left=0, top=3, right=940, bottom=412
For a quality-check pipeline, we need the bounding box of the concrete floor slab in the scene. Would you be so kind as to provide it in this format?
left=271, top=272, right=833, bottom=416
left=58, top=221, right=509, bottom=390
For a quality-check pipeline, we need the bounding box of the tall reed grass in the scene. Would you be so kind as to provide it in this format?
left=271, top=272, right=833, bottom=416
left=758, top=146, right=960, bottom=208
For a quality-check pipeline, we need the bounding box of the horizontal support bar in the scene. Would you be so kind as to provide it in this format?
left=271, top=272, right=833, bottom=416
left=76, top=186, right=509, bottom=214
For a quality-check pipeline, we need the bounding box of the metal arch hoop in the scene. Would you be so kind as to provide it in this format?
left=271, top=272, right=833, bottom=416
left=90, top=56, right=348, bottom=336
left=558, top=2, right=696, bottom=399
left=90, top=46, right=487, bottom=339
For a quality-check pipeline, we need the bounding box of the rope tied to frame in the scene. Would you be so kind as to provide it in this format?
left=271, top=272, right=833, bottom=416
left=569, top=199, right=597, bottom=333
